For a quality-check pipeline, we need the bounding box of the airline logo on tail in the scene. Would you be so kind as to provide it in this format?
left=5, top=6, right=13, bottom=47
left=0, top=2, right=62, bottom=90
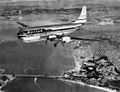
left=74, top=6, right=87, bottom=24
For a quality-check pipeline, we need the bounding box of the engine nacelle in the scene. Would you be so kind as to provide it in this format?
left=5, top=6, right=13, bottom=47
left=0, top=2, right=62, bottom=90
left=48, top=35, right=57, bottom=39
left=62, top=36, right=71, bottom=43
left=48, top=35, right=57, bottom=41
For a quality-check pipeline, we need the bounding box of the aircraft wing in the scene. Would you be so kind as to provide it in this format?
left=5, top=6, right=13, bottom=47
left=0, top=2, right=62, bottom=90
left=70, top=36, right=101, bottom=42
left=16, top=22, right=29, bottom=27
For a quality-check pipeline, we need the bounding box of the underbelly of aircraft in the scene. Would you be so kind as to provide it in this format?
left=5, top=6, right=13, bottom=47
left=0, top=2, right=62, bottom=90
left=21, top=35, right=45, bottom=43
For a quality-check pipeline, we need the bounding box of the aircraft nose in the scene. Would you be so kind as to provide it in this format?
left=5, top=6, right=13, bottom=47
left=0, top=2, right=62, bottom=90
left=17, top=34, right=23, bottom=40
left=18, top=36, right=23, bottom=41
left=17, top=34, right=21, bottom=38
left=17, top=32, right=22, bottom=38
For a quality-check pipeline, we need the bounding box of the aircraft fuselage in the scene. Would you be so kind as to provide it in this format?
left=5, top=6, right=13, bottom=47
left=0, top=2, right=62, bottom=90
left=17, top=6, right=87, bottom=43
left=17, top=23, right=82, bottom=43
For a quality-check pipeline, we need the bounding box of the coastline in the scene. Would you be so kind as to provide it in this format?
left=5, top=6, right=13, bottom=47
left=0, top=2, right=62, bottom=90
left=60, top=79, right=117, bottom=92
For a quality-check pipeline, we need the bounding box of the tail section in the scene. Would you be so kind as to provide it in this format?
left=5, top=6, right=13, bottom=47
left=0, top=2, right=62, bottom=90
left=74, top=6, right=87, bottom=24
left=17, top=22, right=29, bottom=28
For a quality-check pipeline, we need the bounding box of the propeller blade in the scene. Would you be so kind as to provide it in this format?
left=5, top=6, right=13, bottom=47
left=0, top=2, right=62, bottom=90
left=61, top=41, right=64, bottom=47
left=54, top=41, right=59, bottom=47
left=45, top=36, right=49, bottom=45
left=54, top=43, right=57, bottom=47
left=45, top=39, right=48, bottom=45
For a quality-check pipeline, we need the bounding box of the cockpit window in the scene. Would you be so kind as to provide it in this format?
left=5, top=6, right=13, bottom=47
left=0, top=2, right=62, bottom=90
left=18, top=31, right=28, bottom=35
left=24, top=31, right=28, bottom=33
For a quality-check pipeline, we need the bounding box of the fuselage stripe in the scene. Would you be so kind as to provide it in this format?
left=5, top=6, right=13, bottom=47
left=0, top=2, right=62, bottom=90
left=19, top=27, right=77, bottom=36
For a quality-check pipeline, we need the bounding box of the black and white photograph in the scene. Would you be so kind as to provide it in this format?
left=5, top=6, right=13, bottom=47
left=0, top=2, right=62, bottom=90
left=0, top=0, right=120, bottom=92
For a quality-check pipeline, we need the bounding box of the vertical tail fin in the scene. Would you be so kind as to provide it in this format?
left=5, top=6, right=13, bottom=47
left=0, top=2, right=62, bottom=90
left=74, top=6, right=87, bottom=24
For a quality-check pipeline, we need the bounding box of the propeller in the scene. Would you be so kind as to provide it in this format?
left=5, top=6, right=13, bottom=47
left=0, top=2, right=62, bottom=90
left=54, top=40, right=59, bottom=47
left=54, top=40, right=64, bottom=47
left=53, top=34, right=65, bottom=47
left=53, top=37, right=65, bottom=47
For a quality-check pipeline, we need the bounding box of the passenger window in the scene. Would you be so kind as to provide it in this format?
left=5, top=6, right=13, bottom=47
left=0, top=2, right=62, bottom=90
left=38, top=29, right=40, bottom=33
left=41, top=29, right=43, bottom=32
left=31, top=30, right=34, bottom=34
left=39, top=30, right=41, bottom=33
left=36, top=30, right=38, bottom=33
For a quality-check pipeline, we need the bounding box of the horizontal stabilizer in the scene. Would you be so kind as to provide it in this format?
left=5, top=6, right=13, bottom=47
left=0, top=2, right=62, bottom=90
left=16, top=22, right=29, bottom=27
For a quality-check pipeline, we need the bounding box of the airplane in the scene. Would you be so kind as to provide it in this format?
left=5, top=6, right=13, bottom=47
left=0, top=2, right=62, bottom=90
left=17, top=6, right=88, bottom=47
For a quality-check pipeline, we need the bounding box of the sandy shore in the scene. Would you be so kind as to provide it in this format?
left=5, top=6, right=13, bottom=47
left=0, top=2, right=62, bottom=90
left=60, top=79, right=117, bottom=92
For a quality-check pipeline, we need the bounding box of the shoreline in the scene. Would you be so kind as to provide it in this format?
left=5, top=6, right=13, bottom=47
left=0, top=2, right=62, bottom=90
left=60, top=79, right=117, bottom=92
